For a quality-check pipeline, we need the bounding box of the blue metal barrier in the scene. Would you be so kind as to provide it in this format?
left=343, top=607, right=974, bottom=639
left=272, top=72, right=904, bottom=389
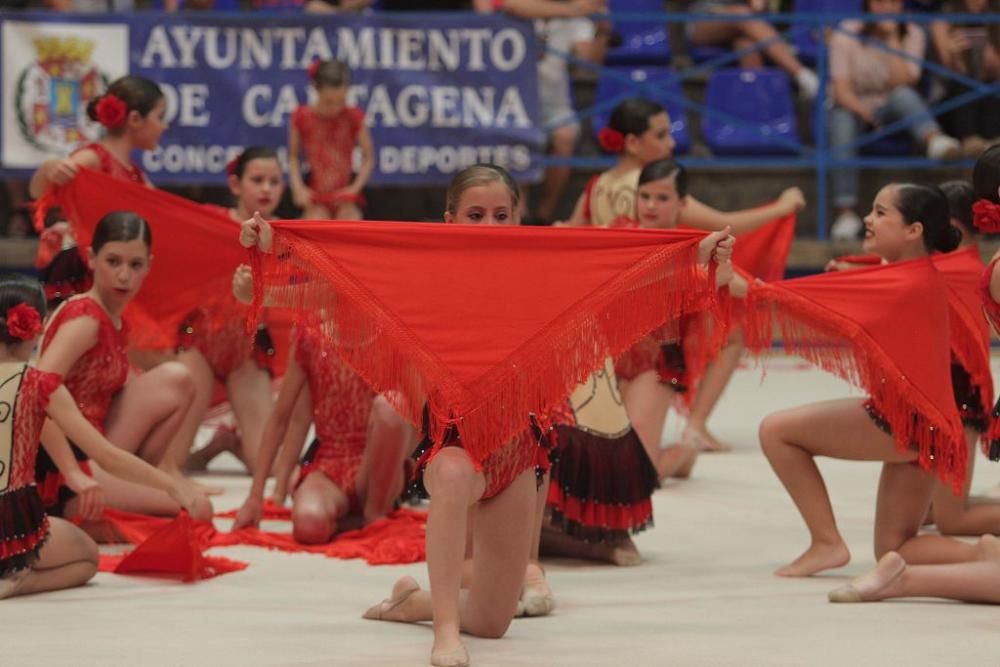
left=543, top=11, right=1000, bottom=238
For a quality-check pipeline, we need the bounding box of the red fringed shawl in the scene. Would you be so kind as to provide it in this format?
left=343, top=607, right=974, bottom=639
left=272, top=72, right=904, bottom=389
left=36, top=169, right=292, bottom=371
left=250, top=222, right=718, bottom=467
left=932, top=247, right=994, bottom=433
left=679, top=212, right=796, bottom=404
left=744, top=257, right=966, bottom=490
left=729, top=212, right=796, bottom=282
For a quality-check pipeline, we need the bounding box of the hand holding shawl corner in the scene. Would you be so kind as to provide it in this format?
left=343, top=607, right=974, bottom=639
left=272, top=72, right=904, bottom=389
left=240, top=211, right=273, bottom=252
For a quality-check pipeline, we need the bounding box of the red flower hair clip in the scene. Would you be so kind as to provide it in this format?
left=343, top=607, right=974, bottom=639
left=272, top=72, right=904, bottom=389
left=598, top=127, right=625, bottom=153
left=5, top=303, right=42, bottom=341
left=307, top=60, right=321, bottom=81
left=973, top=199, right=1000, bottom=233
left=94, top=93, right=128, bottom=129
left=226, top=156, right=239, bottom=177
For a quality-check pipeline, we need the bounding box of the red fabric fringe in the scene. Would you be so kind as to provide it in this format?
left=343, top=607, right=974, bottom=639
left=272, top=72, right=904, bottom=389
left=744, top=257, right=966, bottom=491
left=252, top=222, right=717, bottom=468
left=96, top=506, right=427, bottom=568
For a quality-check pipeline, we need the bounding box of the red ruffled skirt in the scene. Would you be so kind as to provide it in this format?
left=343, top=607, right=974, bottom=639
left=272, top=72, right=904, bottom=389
left=547, top=423, right=659, bottom=544
left=0, top=485, right=50, bottom=578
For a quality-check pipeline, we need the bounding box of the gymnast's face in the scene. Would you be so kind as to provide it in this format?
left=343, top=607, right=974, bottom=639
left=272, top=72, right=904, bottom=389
left=230, top=158, right=284, bottom=219
left=89, top=239, right=152, bottom=305
left=445, top=182, right=520, bottom=226
left=627, top=112, right=675, bottom=164
left=863, top=185, right=923, bottom=261
left=636, top=176, right=685, bottom=229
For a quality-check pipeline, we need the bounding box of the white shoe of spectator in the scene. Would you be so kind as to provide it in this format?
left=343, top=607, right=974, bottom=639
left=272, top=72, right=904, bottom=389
left=830, top=211, right=862, bottom=242
left=795, top=69, right=819, bottom=101
left=926, top=134, right=961, bottom=160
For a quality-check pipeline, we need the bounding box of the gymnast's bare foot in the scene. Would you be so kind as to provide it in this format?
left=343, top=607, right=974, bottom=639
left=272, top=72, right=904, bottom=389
left=828, top=551, right=907, bottom=602
left=656, top=444, right=698, bottom=480
left=775, top=539, right=850, bottom=577
left=976, top=534, right=1000, bottom=562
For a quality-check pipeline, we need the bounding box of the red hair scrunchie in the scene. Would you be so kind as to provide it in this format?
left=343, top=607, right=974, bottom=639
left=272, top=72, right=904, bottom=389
left=598, top=127, right=625, bottom=154
left=94, top=94, right=128, bottom=129
left=973, top=199, right=1000, bottom=233
left=5, top=303, right=43, bottom=341
left=307, top=60, right=321, bottom=81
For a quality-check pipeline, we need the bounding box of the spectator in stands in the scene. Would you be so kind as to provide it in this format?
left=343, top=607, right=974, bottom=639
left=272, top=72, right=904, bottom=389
left=828, top=0, right=961, bottom=241
left=686, top=0, right=820, bottom=100
left=484, top=0, right=609, bottom=224
left=931, top=0, right=1000, bottom=157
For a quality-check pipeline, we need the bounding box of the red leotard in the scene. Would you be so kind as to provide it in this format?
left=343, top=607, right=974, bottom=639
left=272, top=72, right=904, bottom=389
left=34, top=296, right=129, bottom=511
left=294, top=321, right=375, bottom=500
left=292, top=105, right=365, bottom=206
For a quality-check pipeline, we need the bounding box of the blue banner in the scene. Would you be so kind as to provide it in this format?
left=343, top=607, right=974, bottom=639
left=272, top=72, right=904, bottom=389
left=0, top=11, right=542, bottom=185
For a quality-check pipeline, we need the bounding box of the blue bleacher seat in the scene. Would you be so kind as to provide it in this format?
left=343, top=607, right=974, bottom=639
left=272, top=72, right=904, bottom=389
left=687, top=43, right=730, bottom=65
left=606, top=0, right=672, bottom=65
left=702, top=68, right=802, bottom=155
left=791, top=0, right=863, bottom=65
left=592, top=67, right=691, bottom=154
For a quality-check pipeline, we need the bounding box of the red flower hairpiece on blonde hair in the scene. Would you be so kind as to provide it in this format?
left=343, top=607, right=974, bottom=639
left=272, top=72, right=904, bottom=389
left=598, top=127, right=625, bottom=154
left=307, top=60, right=321, bottom=81
left=94, top=93, right=128, bottom=129
left=973, top=199, right=1000, bottom=233
left=226, top=156, right=239, bottom=177
left=5, top=303, right=42, bottom=341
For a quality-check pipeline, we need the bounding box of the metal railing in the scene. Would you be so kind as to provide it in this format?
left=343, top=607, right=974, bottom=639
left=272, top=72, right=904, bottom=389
left=543, top=11, right=1000, bottom=238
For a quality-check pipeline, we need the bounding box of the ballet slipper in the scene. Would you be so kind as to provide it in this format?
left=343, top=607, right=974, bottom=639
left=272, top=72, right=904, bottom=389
left=520, top=581, right=556, bottom=617
left=430, top=645, right=470, bottom=667
left=827, top=552, right=906, bottom=603
left=362, top=576, right=420, bottom=621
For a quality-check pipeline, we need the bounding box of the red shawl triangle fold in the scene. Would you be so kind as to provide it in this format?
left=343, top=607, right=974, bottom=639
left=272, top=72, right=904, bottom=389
left=37, top=168, right=292, bottom=372
left=830, top=248, right=994, bottom=436
left=251, top=222, right=716, bottom=466
left=106, top=512, right=248, bottom=581
left=931, top=247, right=994, bottom=431
left=744, top=257, right=966, bottom=490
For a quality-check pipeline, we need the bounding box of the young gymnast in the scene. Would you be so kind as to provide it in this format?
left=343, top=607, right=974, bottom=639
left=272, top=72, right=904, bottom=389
left=288, top=59, right=374, bottom=220
left=0, top=275, right=206, bottom=600
left=34, top=212, right=213, bottom=523
left=759, top=183, right=996, bottom=577
left=564, top=100, right=805, bottom=454
left=172, top=147, right=285, bottom=472
left=239, top=164, right=736, bottom=666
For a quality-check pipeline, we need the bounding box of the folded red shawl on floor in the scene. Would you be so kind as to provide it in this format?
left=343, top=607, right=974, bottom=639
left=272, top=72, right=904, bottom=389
left=744, top=256, right=966, bottom=490
left=95, top=507, right=429, bottom=574
left=36, top=169, right=292, bottom=372
left=250, top=221, right=716, bottom=466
